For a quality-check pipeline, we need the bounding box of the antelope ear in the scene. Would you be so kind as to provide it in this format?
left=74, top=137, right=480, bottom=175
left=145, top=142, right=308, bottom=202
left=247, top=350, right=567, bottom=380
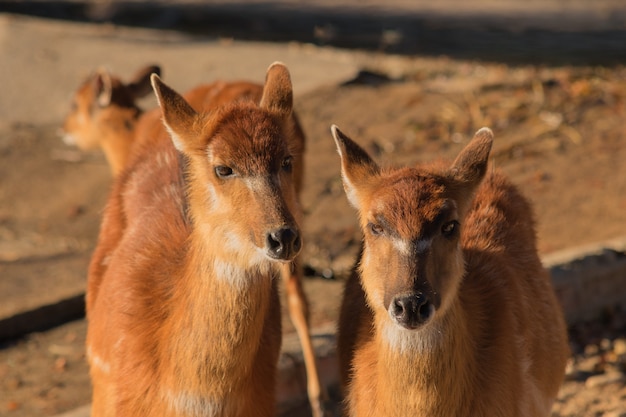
left=128, top=64, right=161, bottom=99
left=448, top=127, right=493, bottom=213
left=330, top=125, right=380, bottom=210
left=259, top=62, right=293, bottom=116
left=449, top=127, right=493, bottom=188
left=151, top=74, right=200, bottom=153
left=93, top=69, right=113, bottom=107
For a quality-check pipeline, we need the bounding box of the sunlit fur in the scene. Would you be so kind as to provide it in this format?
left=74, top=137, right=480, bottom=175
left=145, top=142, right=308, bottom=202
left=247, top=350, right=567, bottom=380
left=86, top=64, right=303, bottom=417
left=335, top=126, right=569, bottom=417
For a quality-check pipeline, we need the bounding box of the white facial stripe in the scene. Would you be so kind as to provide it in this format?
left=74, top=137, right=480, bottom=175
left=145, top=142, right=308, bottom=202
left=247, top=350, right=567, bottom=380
left=390, top=238, right=431, bottom=256
left=243, top=176, right=268, bottom=193
left=392, top=237, right=412, bottom=256
left=205, top=182, right=217, bottom=207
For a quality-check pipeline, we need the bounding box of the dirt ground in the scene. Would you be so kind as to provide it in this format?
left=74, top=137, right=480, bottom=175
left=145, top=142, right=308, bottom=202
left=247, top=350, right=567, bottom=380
left=2, top=25, right=626, bottom=417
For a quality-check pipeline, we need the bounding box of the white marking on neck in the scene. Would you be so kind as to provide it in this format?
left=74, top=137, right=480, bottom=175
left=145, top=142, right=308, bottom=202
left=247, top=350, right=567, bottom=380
left=165, top=390, right=222, bottom=417
left=86, top=345, right=111, bottom=374
left=212, top=256, right=274, bottom=289
left=213, top=258, right=251, bottom=289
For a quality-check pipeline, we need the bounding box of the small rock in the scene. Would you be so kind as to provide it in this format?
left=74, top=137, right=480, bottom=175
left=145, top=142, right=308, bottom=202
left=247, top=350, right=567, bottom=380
left=4, top=377, right=21, bottom=390
left=54, top=357, right=67, bottom=372
left=64, top=331, right=78, bottom=343
left=600, top=338, right=613, bottom=351
left=576, top=355, right=604, bottom=374
left=6, top=401, right=20, bottom=411
left=584, top=343, right=600, bottom=356
left=66, top=204, right=86, bottom=219
left=585, top=371, right=626, bottom=388
left=613, top=338, right=626, bottom=356
left=321, top=268, right=334, bottom=280
left=600, top=411, right=626, bottom=417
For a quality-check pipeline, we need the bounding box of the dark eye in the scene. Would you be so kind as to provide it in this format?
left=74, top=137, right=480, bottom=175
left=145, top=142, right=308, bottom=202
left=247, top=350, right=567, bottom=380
left=368, top=222, right=384, bottom=236
left=441, top=220, right=459, bottom=238
left=215, top=166, right=234, bottom=178
left=281, top=156, right=293, bottom=172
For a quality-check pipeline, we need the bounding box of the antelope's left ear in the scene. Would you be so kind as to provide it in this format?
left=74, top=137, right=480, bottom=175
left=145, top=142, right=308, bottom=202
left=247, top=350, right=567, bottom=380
left=449, top=127, right=493, bottom=190
left=330, top=125, right=381, bottom=210
left=259, top=62, right=293, bottom=117
left=128, top=64, right=161, bottom=99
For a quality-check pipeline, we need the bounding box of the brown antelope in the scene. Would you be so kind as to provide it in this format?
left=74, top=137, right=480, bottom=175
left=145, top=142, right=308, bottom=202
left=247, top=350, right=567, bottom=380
left=86, top=62, right=311, bottom=417
left=61, top=65, right=161, bottom=176
left=182, top=77, right=326, bottom=417
left=333, top=125, right=569, bottom=416
left=70, top=65, right=326, bottom=416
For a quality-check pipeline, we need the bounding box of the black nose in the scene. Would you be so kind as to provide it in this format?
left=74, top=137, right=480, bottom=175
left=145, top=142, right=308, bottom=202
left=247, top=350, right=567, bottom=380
left=389, top=293, right=433, bottom=329
left=266, top=226, right=301, bottom=260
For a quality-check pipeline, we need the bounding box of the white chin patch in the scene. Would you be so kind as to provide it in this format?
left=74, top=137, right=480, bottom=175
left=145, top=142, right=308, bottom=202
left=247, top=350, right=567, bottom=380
left=165, top=389, right=222, bottom=417
left=382, top=317, right=441, bottom=353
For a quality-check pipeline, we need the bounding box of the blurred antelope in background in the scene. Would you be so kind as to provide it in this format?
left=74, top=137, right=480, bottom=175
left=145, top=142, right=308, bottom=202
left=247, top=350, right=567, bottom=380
left=86, top=62, right=315, bottom=417
left=333, top=125, right=569, bottom=416
left=61, top=65, right=161, bottom=176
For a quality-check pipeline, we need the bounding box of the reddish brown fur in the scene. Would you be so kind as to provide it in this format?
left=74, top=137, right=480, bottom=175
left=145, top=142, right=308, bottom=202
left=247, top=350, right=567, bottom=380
left=334, top=126, right=569, bottom=417
left=86, top=63, right=306, bottom=417
left=79, top=69, right=325, bottom=416
left=61, top=65, right=160, bottom=176
left=183, top=81, right=305, bottom=193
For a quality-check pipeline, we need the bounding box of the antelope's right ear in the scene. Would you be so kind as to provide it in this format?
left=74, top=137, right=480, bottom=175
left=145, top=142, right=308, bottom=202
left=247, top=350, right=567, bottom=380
left=151, top=74, right=200, bottom=153
left=330, top=125, right=380, bottom=209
